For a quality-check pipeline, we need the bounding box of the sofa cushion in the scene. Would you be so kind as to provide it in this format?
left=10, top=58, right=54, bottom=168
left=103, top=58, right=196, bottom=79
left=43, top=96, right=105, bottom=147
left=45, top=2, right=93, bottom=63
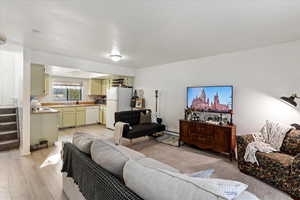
left=256, top=152, right=294, bottom=176
left=124, top=159, right=252, bottom=200
left=137, top=157, right=180, bottom=173
left=139, top=111, right=152, bottom=124
left=130, top=123, right=165, bottom=135
left=281, top=129, right=300, bottom=156
left=91, top=140, right=145, bottom=178
left=72, top=132, right=97, bottom=154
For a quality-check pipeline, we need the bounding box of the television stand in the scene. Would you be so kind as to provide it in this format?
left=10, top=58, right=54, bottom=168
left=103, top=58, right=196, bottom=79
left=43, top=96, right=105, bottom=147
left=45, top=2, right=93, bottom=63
left=179, top=120, right=236, bottom=161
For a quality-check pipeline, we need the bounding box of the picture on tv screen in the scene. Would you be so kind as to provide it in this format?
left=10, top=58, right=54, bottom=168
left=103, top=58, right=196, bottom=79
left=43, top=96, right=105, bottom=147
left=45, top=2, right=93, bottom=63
left=187, top=86, right=233, bottom=113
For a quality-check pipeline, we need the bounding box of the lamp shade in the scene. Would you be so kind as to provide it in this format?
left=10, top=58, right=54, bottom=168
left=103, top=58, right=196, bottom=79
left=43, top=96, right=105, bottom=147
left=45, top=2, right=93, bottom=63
left=280, top=96, right=297, bottom=107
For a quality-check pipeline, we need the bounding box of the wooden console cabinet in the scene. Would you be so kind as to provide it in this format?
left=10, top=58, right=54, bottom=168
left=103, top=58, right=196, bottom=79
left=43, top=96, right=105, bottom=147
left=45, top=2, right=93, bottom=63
left=179, top=120, right=236, bottom=160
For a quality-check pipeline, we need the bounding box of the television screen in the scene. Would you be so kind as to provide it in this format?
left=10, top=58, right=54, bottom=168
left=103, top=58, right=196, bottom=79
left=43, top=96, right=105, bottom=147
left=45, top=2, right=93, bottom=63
left=187, top=86, right=233, bottom=113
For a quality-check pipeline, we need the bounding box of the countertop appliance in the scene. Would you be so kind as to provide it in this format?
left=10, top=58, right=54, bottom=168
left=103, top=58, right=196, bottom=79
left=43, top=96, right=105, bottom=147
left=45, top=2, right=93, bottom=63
left=31, top=99, right=42, bottom=111
left=86, top=106, right=99, bottom=124
left=106, top=87, right=132, bottom=129
left=95, top=98, right=106, bottom=105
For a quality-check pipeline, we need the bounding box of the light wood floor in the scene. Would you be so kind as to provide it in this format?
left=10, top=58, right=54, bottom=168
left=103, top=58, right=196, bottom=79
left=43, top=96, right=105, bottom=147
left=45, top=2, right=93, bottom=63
left=0, top=142, right=66, bottom=200
left=0, top=124, right=292, bottom=200
left=0, top=124, right=113, bottom=200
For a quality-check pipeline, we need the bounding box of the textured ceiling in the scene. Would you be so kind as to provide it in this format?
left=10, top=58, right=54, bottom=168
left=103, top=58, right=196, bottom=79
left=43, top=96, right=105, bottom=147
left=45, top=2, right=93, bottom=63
left=1, top=0, right=300, bottom=68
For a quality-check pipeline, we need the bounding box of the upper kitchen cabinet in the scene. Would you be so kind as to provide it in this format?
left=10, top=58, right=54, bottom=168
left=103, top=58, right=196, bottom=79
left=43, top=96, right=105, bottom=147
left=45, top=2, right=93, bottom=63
left=101, top=79, right=110, bottom=96
left=31, top=64, right=49, bottom=97
left=88, top=79, right=102, bottom=95
left=125, top=77, right=134, bottom=87
left=44, top=74, right=50, bottom=96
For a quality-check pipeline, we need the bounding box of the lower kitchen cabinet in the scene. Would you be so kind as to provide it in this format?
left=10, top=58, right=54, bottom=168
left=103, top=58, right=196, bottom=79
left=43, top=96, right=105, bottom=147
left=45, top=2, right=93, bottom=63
left=99, top=108, right=102, bottom=124
left=102, top=110, right=106, bottom=124
left=62, top=111, right=76, bottom=127
left=76, top=108, right=86, bottom=126
left=99, top=105, right=106, bottom=124
left=55, top=108, right=63, bottom=128
left=55, top=105, right=105, bottom=128
left=30, top=112, right=59, bottom=146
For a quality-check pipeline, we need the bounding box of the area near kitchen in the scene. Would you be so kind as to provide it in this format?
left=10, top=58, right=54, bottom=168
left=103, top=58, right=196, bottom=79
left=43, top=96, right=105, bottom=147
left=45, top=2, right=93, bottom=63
left=30, top=64, right=134, bottom=151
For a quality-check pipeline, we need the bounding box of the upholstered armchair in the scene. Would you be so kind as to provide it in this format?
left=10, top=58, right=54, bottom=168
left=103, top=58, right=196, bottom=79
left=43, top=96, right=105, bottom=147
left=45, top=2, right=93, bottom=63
left=237, top=130, right=300, bottom=199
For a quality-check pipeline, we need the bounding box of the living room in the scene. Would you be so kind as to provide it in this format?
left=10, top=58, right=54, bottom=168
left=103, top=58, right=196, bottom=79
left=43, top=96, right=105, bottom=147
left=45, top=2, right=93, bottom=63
left=1, top=1, right=300, bottom=200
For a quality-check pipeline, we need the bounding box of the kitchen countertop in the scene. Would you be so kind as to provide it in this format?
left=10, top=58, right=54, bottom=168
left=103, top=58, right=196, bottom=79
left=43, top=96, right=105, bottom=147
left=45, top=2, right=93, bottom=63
left=47, top=104, right=106, bottom=108
left=31, top=108, right=59, bottom=114
left=31, top=104, right=107, bottom=114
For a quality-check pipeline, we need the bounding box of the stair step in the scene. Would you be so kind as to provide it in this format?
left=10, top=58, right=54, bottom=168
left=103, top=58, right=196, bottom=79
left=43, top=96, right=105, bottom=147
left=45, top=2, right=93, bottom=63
left=0, top=139, right=19, bottom=151
left=0, top=123, right=17, bottom=132
left=0, top=122, right=16, bottom=125
left=0, top=115, right=16, bottom=123
left=0, top=108, right=16, bottom=115
left=0, top=113, right=16, bottom=117
left=0, top=131, right=18, bottom=142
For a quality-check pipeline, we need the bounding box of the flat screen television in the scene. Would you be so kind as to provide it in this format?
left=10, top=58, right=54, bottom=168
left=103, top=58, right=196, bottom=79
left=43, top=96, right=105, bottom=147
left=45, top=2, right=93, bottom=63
left=187, top=85, right=233, bottom=113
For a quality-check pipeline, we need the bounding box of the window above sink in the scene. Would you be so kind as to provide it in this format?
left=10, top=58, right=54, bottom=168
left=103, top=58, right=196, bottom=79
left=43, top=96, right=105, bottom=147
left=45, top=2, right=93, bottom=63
left=53, top=82, right=83, bottom=101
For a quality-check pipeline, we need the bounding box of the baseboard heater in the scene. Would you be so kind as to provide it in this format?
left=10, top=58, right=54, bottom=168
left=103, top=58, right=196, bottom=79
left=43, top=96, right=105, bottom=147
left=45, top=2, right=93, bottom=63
left=165, top=130, right=179, bottom=136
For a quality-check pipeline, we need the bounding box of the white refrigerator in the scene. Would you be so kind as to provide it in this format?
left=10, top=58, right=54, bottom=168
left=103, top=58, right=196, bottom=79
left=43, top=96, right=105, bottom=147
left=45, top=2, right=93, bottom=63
left=106, top=87, right=132, bottom=129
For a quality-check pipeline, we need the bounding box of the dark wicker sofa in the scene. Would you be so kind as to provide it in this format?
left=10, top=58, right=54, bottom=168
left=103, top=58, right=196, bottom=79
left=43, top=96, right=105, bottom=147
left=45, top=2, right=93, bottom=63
left=237, top=130, right=300, bottom=199
left=62, top=143, right=143, bottom=200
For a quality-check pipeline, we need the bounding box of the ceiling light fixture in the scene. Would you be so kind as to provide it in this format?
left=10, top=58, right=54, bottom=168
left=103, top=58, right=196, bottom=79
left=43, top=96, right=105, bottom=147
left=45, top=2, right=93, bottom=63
left=109, top=54, right=122, bottom=62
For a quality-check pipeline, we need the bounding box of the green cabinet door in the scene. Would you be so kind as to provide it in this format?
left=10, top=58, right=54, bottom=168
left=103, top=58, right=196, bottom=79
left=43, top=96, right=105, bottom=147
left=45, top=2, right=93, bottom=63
left=31, top=64, right=46, bottom=96
left=76, top=110, right=86, bottom=126
left=126, top=77, right=134, bottom=87
left=44, top=74, right=50, bottom=96
left=30, top=113, right=59, bottom=146
left=62, top=111, right=76, bottom=127
left=101, top=79, right=109, bottom=95
left=55, top=108, right=63, bottom=128
left=89, top=79, right=102, bottom=95
left=102, top=106, right=106, bottom=124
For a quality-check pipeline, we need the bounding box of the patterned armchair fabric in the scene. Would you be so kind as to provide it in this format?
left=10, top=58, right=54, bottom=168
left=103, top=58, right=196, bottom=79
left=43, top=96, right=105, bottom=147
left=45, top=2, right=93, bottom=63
left=281, top=130, right=300, bottom=156
left=237, top=133, right=300, bottom=199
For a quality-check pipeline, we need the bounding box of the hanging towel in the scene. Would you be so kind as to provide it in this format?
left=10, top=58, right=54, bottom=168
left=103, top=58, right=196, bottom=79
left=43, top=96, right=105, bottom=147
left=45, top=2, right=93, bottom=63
left=114, top=122, right=128, bottom=145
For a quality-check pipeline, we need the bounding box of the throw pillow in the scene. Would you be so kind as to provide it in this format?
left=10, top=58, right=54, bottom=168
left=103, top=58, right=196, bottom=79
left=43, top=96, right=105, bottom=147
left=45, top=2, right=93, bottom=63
left=140, top=111, right=152, bottom=124
left=91, top=140, right=145, bottom=178
left=72, top=132, right=98, bottom=154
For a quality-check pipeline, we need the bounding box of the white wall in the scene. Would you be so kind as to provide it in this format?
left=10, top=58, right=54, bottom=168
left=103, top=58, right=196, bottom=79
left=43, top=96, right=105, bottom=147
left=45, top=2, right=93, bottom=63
left=0, top=48, right=20, bottom=105
left=135, top=41, right=300, bottom=134
left=19, top=48, right=31, bottom=155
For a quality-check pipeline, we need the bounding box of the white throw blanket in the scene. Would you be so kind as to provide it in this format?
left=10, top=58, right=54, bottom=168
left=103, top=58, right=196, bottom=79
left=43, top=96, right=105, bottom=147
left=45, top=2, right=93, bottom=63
left=244, top=121, right=294, bottom=165
left=114, top=122, right=129, bottom=145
